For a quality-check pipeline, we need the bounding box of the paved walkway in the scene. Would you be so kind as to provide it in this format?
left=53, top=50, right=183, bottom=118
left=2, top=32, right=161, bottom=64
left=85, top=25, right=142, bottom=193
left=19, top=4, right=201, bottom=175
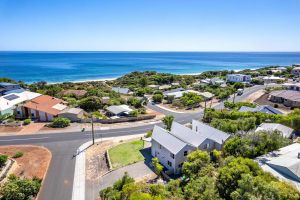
left=85, top=147, right=155, bottom=200
left=86, top=160, right=155, bottom=200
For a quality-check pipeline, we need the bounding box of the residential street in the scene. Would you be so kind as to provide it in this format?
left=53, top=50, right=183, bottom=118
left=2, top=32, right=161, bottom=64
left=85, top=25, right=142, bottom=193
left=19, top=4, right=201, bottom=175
left=0, top=85, right=265, bottom=200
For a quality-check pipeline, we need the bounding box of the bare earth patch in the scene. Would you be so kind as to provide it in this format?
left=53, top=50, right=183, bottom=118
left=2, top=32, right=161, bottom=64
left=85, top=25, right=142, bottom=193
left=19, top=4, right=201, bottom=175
left=0, top=126, right=22, bottom=134
left=159, top=103, right=203, bottom=113
left=0, top=145, right=51, bottom=179
left=85, top=141, right=113, bottom=181
left=254, top=93, right=291, bottom=114
left=244, top=89, right=265, bottom=103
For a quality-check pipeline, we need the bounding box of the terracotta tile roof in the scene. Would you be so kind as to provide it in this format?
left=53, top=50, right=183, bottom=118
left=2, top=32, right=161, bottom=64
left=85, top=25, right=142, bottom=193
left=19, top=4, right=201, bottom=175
left=23, top=95, right=66, bottom=116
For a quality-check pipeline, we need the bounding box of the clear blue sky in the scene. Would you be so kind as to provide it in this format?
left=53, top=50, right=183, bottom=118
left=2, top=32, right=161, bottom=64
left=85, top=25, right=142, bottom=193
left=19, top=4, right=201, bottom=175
left=0, top=0, right=299, bottom=51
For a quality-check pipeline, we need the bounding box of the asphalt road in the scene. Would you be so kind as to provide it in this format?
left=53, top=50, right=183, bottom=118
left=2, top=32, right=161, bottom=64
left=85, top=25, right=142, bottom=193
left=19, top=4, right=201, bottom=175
left=0, top=84, right=265, bottom=200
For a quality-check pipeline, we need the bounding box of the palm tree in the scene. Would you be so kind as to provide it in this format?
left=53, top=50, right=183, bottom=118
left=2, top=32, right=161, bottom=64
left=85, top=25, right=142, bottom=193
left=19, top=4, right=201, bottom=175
left=162, top=115, right=174, bottom=131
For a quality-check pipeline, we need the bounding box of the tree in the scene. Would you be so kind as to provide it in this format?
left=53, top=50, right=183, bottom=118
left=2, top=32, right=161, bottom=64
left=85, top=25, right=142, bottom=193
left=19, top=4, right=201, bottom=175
left=152, top=157, right=163, bottom=176
left=184, top=176, right=221, bottom=200
left=162, top=115, right=174, bottom=131
left=50, top=117, right=71, bottom=128
left=182, top=150, right=210, bottom=178
left=166, top=95, right=175, bottom=104
left=0, top=175, right=41, bottom=200
left=79, top=96, right=102, bottom=111
left=223, top=130, right=291, bottom=158
left=152, top=94, right=163, bottom=103
left=180, top=92, right=203, bottom=109
left=217, top=157, right=262, bottom=199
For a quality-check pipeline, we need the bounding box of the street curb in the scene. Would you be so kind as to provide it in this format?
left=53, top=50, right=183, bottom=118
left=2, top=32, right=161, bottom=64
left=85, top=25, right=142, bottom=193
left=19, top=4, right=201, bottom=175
left=71, top=141, right=92, bottom=200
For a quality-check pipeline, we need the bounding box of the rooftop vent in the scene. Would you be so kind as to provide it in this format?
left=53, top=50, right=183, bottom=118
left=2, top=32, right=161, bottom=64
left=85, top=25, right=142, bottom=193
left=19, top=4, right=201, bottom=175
left=298, top=152, right=300, bottom=159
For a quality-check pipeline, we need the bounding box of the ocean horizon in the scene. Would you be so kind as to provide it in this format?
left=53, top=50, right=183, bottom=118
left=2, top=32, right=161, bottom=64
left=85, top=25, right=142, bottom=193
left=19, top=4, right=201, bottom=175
left=1, top=51, right=300, bottom=83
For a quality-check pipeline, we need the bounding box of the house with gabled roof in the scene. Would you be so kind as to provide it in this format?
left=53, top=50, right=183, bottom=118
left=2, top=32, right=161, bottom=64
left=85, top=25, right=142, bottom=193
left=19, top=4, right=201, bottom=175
left=256, top=143, right=300, bottom=190
left=151, top=126, right=195, bottom=174
left=0, top=91, right=41, bottom=115
left=255, top=123, right=294, bottom=138
left=151, top=120, right=230, bottom=174
left=239, top=105, right=283, bottom=115
left=21, top=95, right=68, bottom=121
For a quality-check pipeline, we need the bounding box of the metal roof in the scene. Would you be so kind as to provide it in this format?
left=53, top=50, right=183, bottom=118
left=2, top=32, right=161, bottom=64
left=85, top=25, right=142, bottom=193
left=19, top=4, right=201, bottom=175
left=111, top=87, right=130, bottom=94
left=192, top=120, right=230, bottom=144
left=152, top=125, right=188, bottom=154
left=239, top=105, right=282, bottom=114
left=256, top=123, right=294, bottom=138
left=170, top=121, right=207, bottom=147
left=106, top=105, right=132, bottom=115
left=256, top=143, right=300, bottom=188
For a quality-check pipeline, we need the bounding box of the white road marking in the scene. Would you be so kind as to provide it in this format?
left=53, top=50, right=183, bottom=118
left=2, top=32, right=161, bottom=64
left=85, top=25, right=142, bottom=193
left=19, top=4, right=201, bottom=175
left=0, top=137, right=49, bottom=142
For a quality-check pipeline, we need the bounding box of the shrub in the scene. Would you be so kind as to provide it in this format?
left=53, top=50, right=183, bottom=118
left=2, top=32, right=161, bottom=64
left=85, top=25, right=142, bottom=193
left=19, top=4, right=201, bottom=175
left=92, top=111, right=108, bottom=119
left=0, top=175, right=42, bottom=200
left=128, top=110, right=139, bottom=117
left=152, top=94, right=163, bottom=103
left=0, top=154, right=8, bottom=167
left=152, top=157, right=163, bottom=176
left=12, top=151, right=24, bottom=158
left=50, top=117, right=70, bottom=128
left=145, top=130, right=152, bottom=138
left=23, top=118, right=31, bottom=125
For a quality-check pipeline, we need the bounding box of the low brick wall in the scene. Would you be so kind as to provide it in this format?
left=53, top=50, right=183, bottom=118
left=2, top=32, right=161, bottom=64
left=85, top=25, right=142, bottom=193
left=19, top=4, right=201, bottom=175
left=105, top=150, right=113, bottom=171
left=0, top=159, right=14, bottom=183
left=97, top=114, right=156, bottom=124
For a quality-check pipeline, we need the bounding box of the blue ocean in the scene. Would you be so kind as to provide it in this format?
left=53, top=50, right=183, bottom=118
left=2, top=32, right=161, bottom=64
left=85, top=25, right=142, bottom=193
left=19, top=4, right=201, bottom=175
left=1, top=52, right=300, bottom=83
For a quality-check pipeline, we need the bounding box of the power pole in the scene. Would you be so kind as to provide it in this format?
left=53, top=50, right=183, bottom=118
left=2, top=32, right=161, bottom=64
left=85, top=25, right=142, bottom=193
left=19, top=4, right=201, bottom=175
left=232, top=92, right=236, bottom=103
left=91, top=117, right=95, bottom=145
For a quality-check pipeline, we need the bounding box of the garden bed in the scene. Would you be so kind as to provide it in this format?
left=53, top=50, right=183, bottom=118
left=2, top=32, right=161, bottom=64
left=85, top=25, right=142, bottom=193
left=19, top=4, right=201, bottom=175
left=108, top=140, right=145, bottom=169
left=0, top=145, right=51, bottom=179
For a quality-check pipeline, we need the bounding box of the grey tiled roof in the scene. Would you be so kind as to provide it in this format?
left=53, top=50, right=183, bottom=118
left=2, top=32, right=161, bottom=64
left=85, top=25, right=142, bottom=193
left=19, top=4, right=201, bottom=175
left=152, top=126, right=187, bottom=154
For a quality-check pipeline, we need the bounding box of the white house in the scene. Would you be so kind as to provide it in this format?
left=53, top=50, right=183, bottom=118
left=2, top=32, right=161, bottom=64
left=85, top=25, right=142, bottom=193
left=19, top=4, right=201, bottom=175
left=0, top=82, right=22, bottom=96
left=226, top=74, right=252, bottom=83
left=255, top=123, right=294, bottom=138
left=292, top=67, right=300, bottom=76
left=151, top=120, right=230, bottom=174
left=111, top=87, right=132, bottom=95
left=263, top=76, right=285, bottom=84
left=151, top=126, right=194, bottom=174
left=105, top=105, right=133, bottom=118
left=0, top=91, right=41, bottom=115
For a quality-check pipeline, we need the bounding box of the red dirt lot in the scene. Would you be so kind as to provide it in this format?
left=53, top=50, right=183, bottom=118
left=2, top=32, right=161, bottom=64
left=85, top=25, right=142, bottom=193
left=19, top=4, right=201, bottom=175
left=0, top=145, right=52, bottom=179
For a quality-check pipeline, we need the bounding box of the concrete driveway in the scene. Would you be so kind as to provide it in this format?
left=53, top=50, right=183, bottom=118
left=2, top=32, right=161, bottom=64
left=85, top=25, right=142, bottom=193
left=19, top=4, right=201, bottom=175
left=86, top=147, right=155, bottom=200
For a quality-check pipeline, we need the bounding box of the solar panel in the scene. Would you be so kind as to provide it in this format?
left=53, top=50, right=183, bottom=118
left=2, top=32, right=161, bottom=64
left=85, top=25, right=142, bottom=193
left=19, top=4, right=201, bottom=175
left=4, top=94, right=19, bottom=101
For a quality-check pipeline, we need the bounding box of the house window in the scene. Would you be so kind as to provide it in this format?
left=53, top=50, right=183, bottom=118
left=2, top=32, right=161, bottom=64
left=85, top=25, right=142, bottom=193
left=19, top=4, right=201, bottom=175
left=159, top=144, right=162, bottom=149
left=184, top=151, right=188, bottom=156
left=31, top=113, right=34, bottom=117
left=17, top=111, right=20, bottom=115
left=170, top=153, right=174, bottom=159
left=167, top=161, right=172, bottom=167
left=203, top=143, right=210, bottom=149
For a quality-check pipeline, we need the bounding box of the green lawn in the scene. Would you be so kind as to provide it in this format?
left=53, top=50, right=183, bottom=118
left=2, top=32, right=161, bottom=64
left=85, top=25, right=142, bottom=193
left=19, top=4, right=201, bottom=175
left=108, top=140, right=145, bottom=169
